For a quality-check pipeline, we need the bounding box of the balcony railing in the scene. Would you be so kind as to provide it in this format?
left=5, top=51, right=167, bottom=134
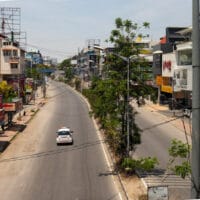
left=9, top=56, right=20, bottom=63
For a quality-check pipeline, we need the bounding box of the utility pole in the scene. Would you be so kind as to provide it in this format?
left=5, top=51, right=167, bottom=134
left=191, top=0, right=200, bottom=198
left=126, top=58, right=130, bottom=156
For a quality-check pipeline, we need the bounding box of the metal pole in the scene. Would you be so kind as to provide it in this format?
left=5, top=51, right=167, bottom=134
left=126, top=58, right=130, bottom=156
left=31, top=60, right=32, bottom=77
left=191, top=0, right=200, bottom=198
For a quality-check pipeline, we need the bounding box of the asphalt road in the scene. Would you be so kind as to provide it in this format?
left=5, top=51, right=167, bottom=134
left=133, top=104, right=191, bottom=169
left=0, top=80, right=122, bottom=200
left=132, top=103, right=191, bottom=199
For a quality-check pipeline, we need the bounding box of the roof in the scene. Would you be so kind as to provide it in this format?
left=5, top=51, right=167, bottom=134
left=57, top=127, right=70, bottom=132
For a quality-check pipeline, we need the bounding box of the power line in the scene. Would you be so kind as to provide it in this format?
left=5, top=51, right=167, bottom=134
left=20, top=42, right=77, bottom=57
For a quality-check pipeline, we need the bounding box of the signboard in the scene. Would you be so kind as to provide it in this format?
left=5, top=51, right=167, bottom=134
left=3, top=98, right=23, bottom=112
left=161, top=85, right=172, bottom=93
left=162, top=53, right=176, bottom=77
left=174, top=68, right=192, bottom=91
left=156, top=76, right=163, bottom=86
left=71, top=60, right=77, bottom=65
left=148, top=186, right=168, bottom=200
left=3, top=103, right=16, bottom=112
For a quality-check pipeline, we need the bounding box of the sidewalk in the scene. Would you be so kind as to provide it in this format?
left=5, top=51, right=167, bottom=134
left=0, top=87, right=46, bottom=152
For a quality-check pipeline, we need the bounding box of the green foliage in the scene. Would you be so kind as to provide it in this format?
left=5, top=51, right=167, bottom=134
left=174, top=161, right=191, bottom=179
left=169, top=139, right=190, bottom=158
left=25, top=67, right=41, bottom=80
left=0, top=81, right=17, bottom=101
left=121, top=157, right=159, bottom=173
left=168, top=139, right=191, bottom=179
left=58, top=58, right=74, bottom=82
left=143, top=22, right=150, bottom=28
left=65, top=67, right=74, bottom=82
left=139, top=157, right=159, bottom=171
left=58, top=59, right=71, bottom=70
left=82, top=17, right=154, bottom=159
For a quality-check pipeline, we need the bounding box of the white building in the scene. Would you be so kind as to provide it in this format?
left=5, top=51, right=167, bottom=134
left=0, top=34, right=26, bottom=81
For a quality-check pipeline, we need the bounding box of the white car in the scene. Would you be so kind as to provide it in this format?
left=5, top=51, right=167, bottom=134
left=56, top=127, right=73, bottom=145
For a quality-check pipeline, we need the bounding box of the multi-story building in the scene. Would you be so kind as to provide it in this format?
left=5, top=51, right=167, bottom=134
left=25, top=50, right=43, bottom=69
left=77, top=46, right=100, bottom=81
left=135, top=36, right=154, bottom=86
left=152, top=27, right=192, bottom=109
left=0, top=33, right=26, bottom=99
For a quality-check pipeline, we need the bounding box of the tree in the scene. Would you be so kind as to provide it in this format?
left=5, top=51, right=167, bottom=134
left=167, top=139, right=191, bottom=179
left=104, top=18, right=154, bottom=155
left=0, top=81, right=17, bottom=102
left=58, top=59, right=71, bottom=70
left=83, top=18, right=156, bottom=158
left=59, top=58, right=74, bottom=82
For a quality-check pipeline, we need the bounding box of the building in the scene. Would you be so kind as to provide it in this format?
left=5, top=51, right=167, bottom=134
left=77, top=43, right=100, bottom=81
left=25, top=50, right=43, bottom=70
left=152, top=27, right=192, bottom=109
left=0, top=33, right=26, bottom=99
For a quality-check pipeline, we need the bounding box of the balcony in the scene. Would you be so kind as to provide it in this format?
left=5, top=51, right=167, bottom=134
left=9, top=56, right=20, bottom=64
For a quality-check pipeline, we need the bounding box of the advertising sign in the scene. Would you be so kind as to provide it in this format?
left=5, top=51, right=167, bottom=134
left=3, top=98, right=23, bottom=112
left=148, top=186, right=168, bottom=200
left=71, top=60, right=77, bottom=65
left=174, top=68, right=192, bottom=91
left=156, top=76, right=163, bottom=86
left=161, top=85, right=172, bottom=93
left=3, top=103, right=16, bottom=112
left=162, top=53, right=176, bottom=77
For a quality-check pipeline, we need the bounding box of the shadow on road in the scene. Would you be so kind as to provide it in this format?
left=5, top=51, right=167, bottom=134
left=0, top=139, right=105, bottom=163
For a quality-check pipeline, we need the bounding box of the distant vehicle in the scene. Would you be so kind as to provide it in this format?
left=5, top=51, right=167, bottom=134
left=56, top=127, right=73, bottom=145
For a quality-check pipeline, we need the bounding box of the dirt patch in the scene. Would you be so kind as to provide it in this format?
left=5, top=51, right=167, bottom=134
left=121, top=173, right=147, bottom=200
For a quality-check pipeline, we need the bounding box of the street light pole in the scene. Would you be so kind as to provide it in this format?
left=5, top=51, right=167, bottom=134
left=93, top=47, right=134, bottom=156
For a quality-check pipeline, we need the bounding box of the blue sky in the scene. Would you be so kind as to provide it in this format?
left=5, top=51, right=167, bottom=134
left=0, top=0, right=192, bottom=62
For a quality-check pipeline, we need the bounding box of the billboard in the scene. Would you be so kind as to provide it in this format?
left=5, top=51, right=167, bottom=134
left=162, top=53, right=176, bottom=77
left=173, top=68, right=192, bottom=91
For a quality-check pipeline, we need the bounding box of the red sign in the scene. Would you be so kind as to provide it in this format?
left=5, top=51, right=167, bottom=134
left=3, top=98, right=23, bottom=112
left=3, top=103, right=16, bottom=112
left=163, top=60, right=172, bottom=71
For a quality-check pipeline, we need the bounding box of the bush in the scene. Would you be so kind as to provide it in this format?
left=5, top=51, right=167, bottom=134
left=121, top=157, right=159, bottom=174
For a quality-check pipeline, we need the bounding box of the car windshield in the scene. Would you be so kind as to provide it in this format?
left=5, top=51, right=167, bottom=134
left=57, top=131, right=70, bottom=136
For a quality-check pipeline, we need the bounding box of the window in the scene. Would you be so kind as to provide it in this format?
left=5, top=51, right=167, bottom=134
left=13, top=50, right=18, bottom=57
left=3, top=50, right=11, bottom=56
left=10, top=63, right=18, bottom=69
left=177, top=49, right=192, bottom=65
left=3, top=42, right=12, bottom=46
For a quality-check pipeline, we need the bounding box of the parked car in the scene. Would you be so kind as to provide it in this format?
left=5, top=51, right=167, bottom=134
left=56, top=127, right=73, bottom=145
